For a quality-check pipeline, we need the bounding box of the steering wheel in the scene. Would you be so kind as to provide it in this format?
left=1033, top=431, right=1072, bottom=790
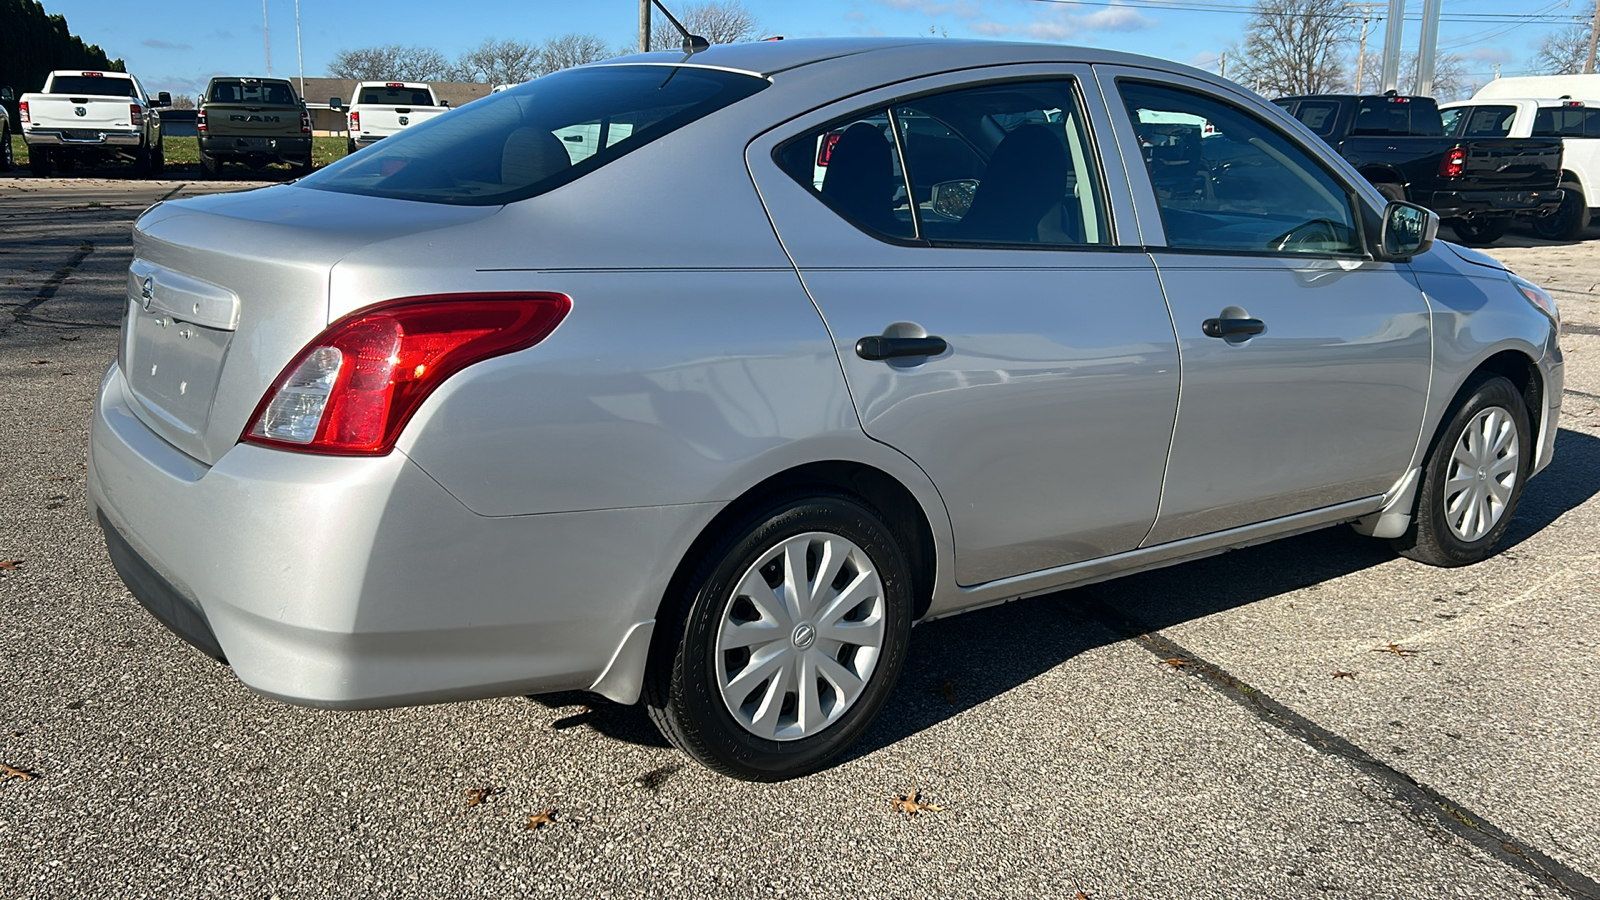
left=1268, top=218, right=1343, bottom=253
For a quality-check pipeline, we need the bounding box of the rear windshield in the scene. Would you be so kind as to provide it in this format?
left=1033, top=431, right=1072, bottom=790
left=1533, top=105, right=1600, bottom=138
left=358, top=86, right=438, bottom=106
left=301, top=65, right=768, bottom=206
left=49, top=76, right=134, bottom=97
left=1352, top=97, right=1445, bottom=136
left=209, top=80, right=299, bottom=105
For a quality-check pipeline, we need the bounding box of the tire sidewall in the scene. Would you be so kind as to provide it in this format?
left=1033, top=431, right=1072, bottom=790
left=1414, top=376, right=1531, bottom=565
left=667, top=495, right=913, bottom=780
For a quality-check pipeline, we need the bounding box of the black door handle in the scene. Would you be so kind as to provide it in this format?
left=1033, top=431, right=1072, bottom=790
left=1201, top=317, right=1265, bottom=339
left=855, top=335, right=948, bottom=361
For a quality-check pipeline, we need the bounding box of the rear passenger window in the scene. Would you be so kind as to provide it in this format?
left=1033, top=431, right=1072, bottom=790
left=775, top=79, right=1108, bottom=246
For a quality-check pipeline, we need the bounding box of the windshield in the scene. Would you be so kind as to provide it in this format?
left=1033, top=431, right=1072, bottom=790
left=49, top=76, right=134, bottom=97
left=301, top=65, right=768, bottom=206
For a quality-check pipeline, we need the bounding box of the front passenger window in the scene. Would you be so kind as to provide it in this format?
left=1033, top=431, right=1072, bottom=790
left=1119, top=81, right=1362, bottom=256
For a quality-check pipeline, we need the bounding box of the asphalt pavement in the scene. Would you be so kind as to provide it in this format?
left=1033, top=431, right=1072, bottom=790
left=2, top=174, right=1598, bottom=899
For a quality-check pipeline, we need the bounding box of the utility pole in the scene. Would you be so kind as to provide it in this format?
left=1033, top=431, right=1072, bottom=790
left=1586, top=0, right=1598, bottom=74
left=1219, top=51, right=1226, bottom=78
left=1416, top=0, right=1443, bottom=96
left=1380, top=0, right=1405, bottom=93
left=639, top=0, right=651, bottom=53
left=263, top=0, right=272, bottom=75
left=1349, top=2, right=1379, bottom=92
left=295, top=0, right=304, bottom=99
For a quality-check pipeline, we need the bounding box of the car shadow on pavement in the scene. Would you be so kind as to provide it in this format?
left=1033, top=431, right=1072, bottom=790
left=529, top=428, right=1600, bottom=767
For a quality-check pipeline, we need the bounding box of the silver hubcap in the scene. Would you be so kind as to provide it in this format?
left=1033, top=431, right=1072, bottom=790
left=1444, top=406, right=1519, bottom=542
left=715, top=532, right=886, bottom=742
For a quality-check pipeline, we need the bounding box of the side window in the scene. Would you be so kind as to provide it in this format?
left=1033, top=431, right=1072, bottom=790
left=1291, top=101, right=1340, bottom=137
left=1440, top=107, right=1464, bottom=136
left=777, top=110, right=915, bottom=239
left=896, top=80, right=1107, bottom=245
left=1119, top=81, right=1362, bottom=256
left=1461, top=106, right=1515, bottom=137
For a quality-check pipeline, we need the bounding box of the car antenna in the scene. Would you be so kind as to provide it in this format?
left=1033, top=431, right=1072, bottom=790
left=651, top=0, right=711, bottom=54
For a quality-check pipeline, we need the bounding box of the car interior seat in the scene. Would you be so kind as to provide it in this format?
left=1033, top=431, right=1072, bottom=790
left=502, top=127, right=573, bottom=186
left=956, top=124, right=1069, bottom=243
left=818, top=122, right=902, bottom=235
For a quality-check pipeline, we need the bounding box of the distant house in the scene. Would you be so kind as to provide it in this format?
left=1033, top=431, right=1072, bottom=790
left=290, top=77, right=496, bottom=136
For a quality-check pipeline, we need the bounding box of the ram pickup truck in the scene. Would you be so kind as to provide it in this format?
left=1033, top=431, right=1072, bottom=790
left=1274, top=93, right=1564, bottom=246
left=1441, top=98, right=1599, bottom=241
left=19, top=70, right=169, bottom=178
left=341, top=81, right=449, bottom=154
left=197, top=76, right=314, bottom=178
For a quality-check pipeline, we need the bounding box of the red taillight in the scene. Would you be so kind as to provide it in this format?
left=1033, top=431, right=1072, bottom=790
left=243, top=293, right=571, bottom=456
left=196, top=109, right=207, bottom=133
left=349, top=110, right=360, bottom=133
left=817, top=130, right=842, bottom=167
left=19, top=100, right=28, bottom=124
left=300, top=110, right=312, bottom=134
left=1439, top=147, right=1466, bottom=179
left=130, top=103, right=143, bottom=127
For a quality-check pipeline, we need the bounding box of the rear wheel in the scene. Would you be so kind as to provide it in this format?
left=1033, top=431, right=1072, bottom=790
left=347, top=139, right=358, bottom=157
left=198, top=150, right=221, bottom=179
left=132, top=142, right=152, bottom=178
left=150, top=137, right=165, bottom=177
left=1392, top=374, right=1530, bottom=567
left=29, top=146, right=52, bottom=177
left=1530, top=183, right=1590, bottom=242
left=1, top=125, right=12, bottom=172
left=1372, top=181, right=1406, bottom=203
left=645, top=493, right=914, bottom=781
left=1448, top=216, right=1510, bottom=246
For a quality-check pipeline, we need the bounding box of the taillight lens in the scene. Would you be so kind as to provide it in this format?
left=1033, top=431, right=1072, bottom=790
left=19, top=101, right=29, bottom=124
left=130, top=103, right=143, bottom=127
left=197, top=109, right=207, bottom=133
left=1439, top=147, right=1466, bottom=178
left=243, top=293, right=571, bottom=455
left=349, top=110, right=360, bottom=133
left=300, top=110, right=312, bottom=134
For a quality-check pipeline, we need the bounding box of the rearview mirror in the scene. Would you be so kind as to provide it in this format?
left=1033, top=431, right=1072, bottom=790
left=1379, top=201, right=1437, bottom=259
left=329, top=97, right=343, bottom=110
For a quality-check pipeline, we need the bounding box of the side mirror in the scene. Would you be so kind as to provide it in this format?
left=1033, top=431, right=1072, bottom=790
left=329, top=97, right=343, bottom=111
left=1379, top=201, right=1438, bottom=259
left=0, top=86, right=13, bottom=102
left=440, top=99, right=451, bottom=108
left=156, top=91, right=172, bottom=107
left=928, top=179, right=979, bottom=220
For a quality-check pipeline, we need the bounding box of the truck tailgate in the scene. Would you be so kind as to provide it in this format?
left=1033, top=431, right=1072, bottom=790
left=1459, top=139, right=1563, bottom=189
left=27, top=95, right=135, bottom=132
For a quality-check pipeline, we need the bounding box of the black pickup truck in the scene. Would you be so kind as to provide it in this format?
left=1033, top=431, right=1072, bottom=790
left=1273, top=93, right=1564, bottom=245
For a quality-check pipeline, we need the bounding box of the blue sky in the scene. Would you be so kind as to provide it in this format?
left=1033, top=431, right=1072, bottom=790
left=36, top=0, right=1590, bottom=99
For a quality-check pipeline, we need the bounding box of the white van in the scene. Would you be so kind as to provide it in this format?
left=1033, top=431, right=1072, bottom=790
left=1471, top=74, right=1600, bottom=103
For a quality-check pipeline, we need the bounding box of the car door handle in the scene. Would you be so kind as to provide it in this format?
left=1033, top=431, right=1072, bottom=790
left=1201, top=317, right=1266, bottom=339
left=855, top=335, right=948, bottom=361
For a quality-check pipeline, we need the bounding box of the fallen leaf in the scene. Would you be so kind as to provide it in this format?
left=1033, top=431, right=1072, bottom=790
left=1372, top=642, right=1419, bottom=658
left=1, top=763, right=38, bottom=782
left=28, top=360, right=47, bottom=365
left=1332, top=670, right=1356, bottom=680
left=892, top=789, right=945, bottom=817
left=1160, top=657, right=1190, bottom=670
left=0, top=560, right=23, bottom=571
left=525, top=808, right=557, bottom=830
left=930, top=679, right=958, bottom=704
left=463, top=786, right=502, bottom=808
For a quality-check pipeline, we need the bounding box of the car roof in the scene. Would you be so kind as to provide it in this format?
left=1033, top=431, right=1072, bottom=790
left=600, top=36, right=1203, bottom=80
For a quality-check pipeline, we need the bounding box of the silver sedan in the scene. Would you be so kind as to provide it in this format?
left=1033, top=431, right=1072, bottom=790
left=88, top=38, right=1563, bottom=781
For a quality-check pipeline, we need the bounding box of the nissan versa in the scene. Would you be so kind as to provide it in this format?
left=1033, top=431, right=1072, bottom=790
left=89, top=39, right=1563, bottom=781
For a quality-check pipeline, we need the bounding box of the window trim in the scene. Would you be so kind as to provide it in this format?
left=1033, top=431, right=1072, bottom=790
left=1106, top=73, right=1374, bottom=261
left=769, top=73, right=1120, bottom=253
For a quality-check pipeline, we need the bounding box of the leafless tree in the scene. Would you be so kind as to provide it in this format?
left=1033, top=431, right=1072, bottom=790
left=328, top=45, right=453, bottom=82
left=453, top=39, right=541, bottom=85
left=1352, top=51, right=1471, bottom=101
left=1532, top=24, right=1593, bottom=75
left=647, top=1, right=762, bottom=51
left=167, top=94, right=197, bottom=110
left=536, top=34, right=615, bottom=76
left=1228, top=0, right=1358, bottom=97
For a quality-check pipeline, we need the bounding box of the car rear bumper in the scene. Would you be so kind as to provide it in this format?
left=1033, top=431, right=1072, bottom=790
left=24, top=129, right=142, bottom=147
left=88, top=363, right=706, bottom=709
left=200, top=135, right=312, bottom=159
left=1422, top=188, right=1565, bottom=220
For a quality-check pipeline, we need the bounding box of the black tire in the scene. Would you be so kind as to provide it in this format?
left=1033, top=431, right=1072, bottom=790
left=1372, top=181, right=1406, bottom=204
left=1, top=125, right=12, bottom=172
left=1448, top=216, right=1511, bottom=246
left=296, top=156, right=315, bottom=177
left=132, top=142, right=152, bottom=178
left=645, top=492, right=914, bottom=781
left=29, top=146, right=52, bottom=177
left=1530, top=183, right=1590, bottom=242
left=347, top=139, right=358, bottom=157
left=151, top=138, right=165, bottom=177
left=198, top=150, right=220, bottom=180
left=1392, top=374, right=1530, bottom=567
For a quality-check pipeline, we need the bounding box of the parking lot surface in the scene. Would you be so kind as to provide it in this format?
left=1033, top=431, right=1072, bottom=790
left=3, top=175, right=1599, bottom=899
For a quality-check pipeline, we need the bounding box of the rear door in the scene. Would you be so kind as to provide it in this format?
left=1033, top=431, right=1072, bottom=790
left=749, top=65, right=1179, bottom=586
left=1098, top=67, right=1432, bottom=544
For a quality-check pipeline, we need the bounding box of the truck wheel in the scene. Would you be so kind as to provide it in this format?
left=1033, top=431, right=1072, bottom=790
left=29, top=147, right=52, bottom=177
left=296, top=156, right=315, bottom=177
left=151, top=138, right=166, bottom=178
left=1372, top=182, right=1406, bottom=204
left=1, top=125, right=12, bottom=172
left=198, top=151, right=221, bottom=180
left=346, top=139, right=358, bottom=156
left=132, top=143, right=153, bottom=178
left=1448, top=217, right=1510, bottom=246
left=1530, top=183, right=1590, bottom=242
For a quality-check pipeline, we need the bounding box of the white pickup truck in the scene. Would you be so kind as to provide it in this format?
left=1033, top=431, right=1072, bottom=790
left=1442, top=97, right=1600, bottom=241
left=19, top=70, right=170, bottom=178
left=340, top=81, right=449, bottom=155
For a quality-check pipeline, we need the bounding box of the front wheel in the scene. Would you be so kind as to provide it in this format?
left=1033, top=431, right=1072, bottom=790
left=1393, top=375, right=1530, bottom=567
left=1530, top=185, right=1590, bottom=242
left=1448, top=216, right=1510, bottom=246
left=645, top=493, right=914, bottom=781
